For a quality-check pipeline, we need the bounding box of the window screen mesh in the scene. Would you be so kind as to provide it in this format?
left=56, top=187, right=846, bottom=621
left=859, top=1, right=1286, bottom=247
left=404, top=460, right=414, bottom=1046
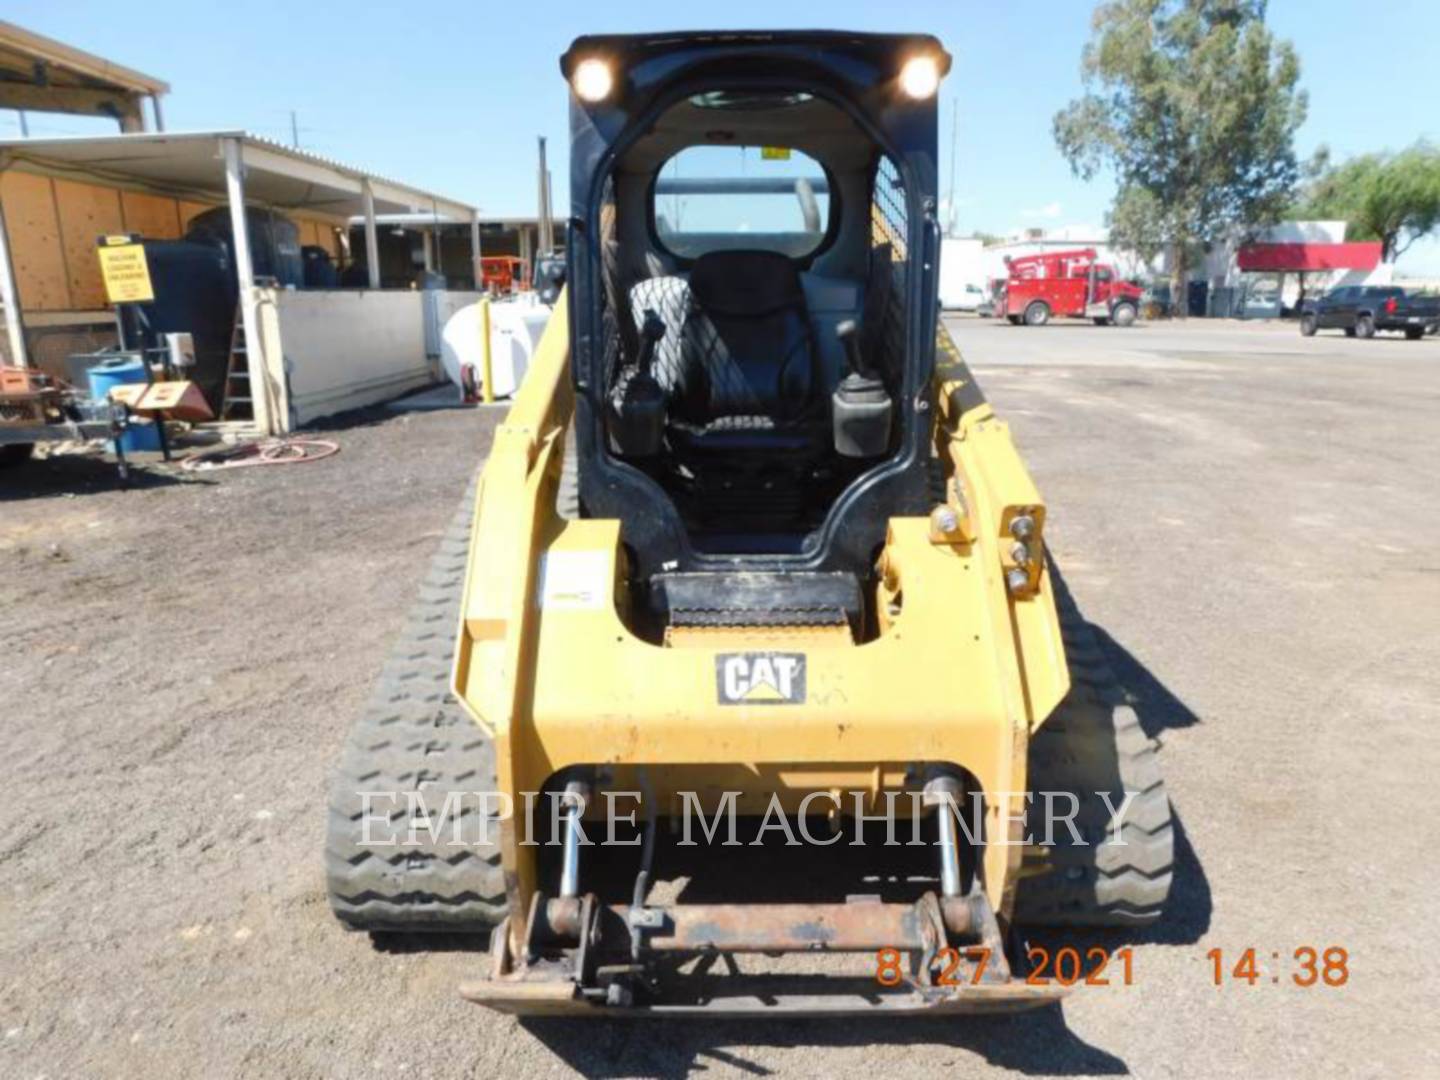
left=868, top=155, right=910, bottom=386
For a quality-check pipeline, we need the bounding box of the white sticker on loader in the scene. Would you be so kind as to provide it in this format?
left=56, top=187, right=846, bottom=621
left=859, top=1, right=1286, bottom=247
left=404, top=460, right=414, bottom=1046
left=716, top=652, right=807, bottom=705
left=537, top=551, right=608, bottom=610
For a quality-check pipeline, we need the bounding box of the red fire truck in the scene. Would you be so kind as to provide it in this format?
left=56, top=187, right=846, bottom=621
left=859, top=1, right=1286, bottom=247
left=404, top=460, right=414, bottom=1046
left=999, top=248, right=1143, bottom=327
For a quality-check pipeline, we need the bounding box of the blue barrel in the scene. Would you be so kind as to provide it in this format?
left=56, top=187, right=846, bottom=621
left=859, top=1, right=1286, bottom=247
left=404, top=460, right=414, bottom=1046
left=88, top=356, right=162, bottom=452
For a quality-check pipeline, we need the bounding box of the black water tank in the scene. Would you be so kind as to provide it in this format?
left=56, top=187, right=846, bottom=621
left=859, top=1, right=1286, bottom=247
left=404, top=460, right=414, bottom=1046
left=185, top=206, right=304, bottom=287
left=117, top=240, right=235, bottom=410
left=302, top=245, right=338, bottom=288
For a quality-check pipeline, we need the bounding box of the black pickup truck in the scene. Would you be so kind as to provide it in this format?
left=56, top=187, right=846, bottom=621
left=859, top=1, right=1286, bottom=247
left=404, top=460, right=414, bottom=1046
left=1299, top=285, right=1440, bottom=339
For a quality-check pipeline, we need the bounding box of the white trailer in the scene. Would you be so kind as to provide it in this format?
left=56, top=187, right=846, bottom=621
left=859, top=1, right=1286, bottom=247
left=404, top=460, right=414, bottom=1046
left=938, top=236, right=987, bottom=310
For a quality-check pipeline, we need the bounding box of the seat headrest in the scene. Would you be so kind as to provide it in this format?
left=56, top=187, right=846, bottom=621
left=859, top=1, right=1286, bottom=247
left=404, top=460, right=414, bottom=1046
left=688, top=250, right=806, bottom=317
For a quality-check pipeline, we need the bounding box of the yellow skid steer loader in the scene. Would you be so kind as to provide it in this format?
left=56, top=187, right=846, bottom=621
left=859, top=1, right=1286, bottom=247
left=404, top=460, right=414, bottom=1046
left=327, top=30, right=1172, bottom=1016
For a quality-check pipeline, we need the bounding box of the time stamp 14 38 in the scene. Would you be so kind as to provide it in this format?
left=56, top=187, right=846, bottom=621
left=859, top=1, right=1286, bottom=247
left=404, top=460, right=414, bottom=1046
left=873, top=946, right=1350, bottom=988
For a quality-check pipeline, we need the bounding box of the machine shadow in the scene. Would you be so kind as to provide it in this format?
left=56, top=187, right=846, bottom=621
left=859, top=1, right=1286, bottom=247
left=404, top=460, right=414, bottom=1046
left=1047, top=560, right=1200, bottom=743
left=299, top=394, right=502, bottom=437
left=0, top=453, right=198, bottom=501
left=521, top=1004, right=1127, bottom=1077
left=1091, top=623, right=1201, bottom=740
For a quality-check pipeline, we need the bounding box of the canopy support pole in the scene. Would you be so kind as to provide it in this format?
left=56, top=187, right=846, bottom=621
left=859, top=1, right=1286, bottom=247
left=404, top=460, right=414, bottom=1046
left=0, top=188, right=28, bottom=368
left=362, top=179, right=381, bottom=290
left=224, top=136, right=270, bottom=433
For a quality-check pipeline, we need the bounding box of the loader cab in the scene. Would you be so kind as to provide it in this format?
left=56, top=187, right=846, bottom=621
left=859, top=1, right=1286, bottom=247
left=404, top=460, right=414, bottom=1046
left=562, top=33, right=949, bottom=636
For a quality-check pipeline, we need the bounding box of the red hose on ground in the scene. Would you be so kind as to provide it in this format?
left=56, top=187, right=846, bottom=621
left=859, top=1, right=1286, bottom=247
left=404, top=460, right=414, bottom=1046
left=179, top=437, right=340, bottom=472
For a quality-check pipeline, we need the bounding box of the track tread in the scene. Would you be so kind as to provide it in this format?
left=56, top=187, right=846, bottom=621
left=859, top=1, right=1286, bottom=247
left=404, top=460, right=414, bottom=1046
left=326, top=479, right=506, bottom=933
left=326, top=443, right=580, bottom=933
left=1016, top=573, right=1175, bottom=927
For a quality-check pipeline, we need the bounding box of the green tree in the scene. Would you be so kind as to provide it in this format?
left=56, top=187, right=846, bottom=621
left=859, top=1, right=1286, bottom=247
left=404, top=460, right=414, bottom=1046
left=1054, top=0, right=1307, bottom=308
left=1298, top=143, right=1440, bottom=261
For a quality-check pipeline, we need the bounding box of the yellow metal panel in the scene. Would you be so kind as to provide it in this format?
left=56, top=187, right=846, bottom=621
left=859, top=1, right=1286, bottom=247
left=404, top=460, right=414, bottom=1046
left=453, top=302, right=1070, bottom=942
left=458, top=512, right=1032, bottom=929
left=934, top=325, right=1069, bottom=729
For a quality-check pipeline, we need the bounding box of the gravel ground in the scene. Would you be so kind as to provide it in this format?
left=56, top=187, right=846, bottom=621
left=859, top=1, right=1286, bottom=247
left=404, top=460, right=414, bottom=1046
left=2, top=317, right=1438, bottom=1078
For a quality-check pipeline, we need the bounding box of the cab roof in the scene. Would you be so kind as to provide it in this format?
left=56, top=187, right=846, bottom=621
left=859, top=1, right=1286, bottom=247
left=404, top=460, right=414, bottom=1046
left=561, top=30, right=950, bottom=84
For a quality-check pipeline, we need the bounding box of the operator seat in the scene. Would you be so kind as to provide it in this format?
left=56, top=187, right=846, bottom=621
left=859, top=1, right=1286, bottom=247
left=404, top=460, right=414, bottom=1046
left=663, top=250, right=827, bottom=453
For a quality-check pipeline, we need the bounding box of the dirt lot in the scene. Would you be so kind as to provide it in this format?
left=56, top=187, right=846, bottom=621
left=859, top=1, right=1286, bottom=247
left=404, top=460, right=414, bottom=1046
left=2, top=317, right=1438, bottom=1078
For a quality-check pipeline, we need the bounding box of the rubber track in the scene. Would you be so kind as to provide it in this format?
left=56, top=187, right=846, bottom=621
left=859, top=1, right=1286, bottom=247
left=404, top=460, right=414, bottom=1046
left=324, top=480, right=507, bottom=931
left=1015, top=574, right=1175, bottom=926
left=326, top=452, right=581, bottom=933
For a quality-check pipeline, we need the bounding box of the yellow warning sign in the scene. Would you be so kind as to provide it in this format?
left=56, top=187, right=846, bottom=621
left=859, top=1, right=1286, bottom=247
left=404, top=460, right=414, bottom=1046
left=761, top=146, right=791, bottom=161
left=97, top=243, right=155, bottom=304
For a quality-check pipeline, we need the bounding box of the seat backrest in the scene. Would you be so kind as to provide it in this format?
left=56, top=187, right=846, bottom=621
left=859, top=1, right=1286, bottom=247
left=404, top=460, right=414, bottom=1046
left=628, top=274, right=692, bottom=388
left=673, top=251, right=820, bottom=424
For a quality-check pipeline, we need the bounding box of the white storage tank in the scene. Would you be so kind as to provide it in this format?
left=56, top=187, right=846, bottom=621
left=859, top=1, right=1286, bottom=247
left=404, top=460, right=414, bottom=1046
left=439, top=294, right=552, bottom=399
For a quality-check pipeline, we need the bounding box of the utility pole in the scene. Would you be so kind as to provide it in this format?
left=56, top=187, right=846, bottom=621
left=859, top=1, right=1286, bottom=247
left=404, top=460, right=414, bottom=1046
left=536, top=136, right=553, bottom=256
left=290, top=110, right=300, bottom=149
left=17, top=110, right=28, bottom=137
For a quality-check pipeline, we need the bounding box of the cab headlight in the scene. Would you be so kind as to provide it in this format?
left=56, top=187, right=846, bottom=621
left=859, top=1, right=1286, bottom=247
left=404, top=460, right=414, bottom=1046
left=899, top=55, right=941, bottom=99
left=573, top=58, right=614, bottom=103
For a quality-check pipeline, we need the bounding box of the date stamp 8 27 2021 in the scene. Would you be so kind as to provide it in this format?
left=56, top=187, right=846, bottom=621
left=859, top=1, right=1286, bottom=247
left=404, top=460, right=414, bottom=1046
left=873, top=945, right=1351, bottom=988
left=874, top=945, right=1134, bottom=988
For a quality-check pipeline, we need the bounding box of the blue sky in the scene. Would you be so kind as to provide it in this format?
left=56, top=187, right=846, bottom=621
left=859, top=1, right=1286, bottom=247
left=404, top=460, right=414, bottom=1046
left=7, top=0, right=1439, bottom=271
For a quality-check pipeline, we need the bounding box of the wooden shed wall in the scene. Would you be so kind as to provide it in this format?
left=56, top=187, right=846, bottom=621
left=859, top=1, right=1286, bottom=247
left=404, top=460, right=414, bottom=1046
left=0, top=169, right=344, bottom=313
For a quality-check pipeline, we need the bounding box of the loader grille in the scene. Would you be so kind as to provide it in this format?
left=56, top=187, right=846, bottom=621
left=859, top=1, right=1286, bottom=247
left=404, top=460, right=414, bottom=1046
left=670, top=606, right=848, bottom=628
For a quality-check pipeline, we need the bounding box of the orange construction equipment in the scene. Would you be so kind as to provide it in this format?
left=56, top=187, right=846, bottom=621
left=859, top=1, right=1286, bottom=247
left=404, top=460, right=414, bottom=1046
left=480, top=255, right=529, bottom=295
